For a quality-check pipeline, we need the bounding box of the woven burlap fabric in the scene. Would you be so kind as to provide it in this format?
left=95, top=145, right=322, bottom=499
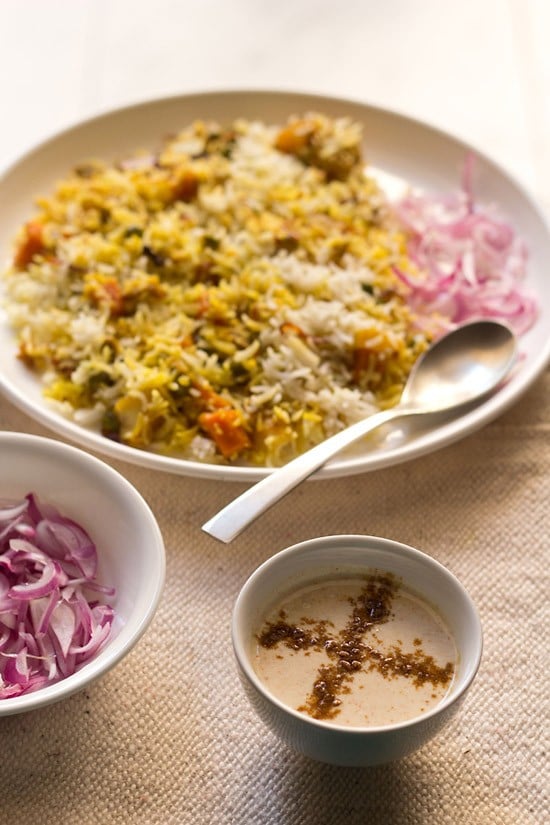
left=0, top=372, right=548, bottom=825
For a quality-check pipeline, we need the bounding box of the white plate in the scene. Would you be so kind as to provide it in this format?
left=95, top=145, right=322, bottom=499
left=1, top=89, right=549, bottom=482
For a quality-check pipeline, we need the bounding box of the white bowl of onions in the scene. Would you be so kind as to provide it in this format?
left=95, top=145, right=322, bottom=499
left=0, top=431, right=165, bottom=715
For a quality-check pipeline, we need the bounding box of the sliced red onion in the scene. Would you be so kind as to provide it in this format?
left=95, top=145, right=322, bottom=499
left=25, top=492, right=58, bottom=523
left=34, top=518, right=97, bottom=579
left=30, top=591, right=60, bottom=636
left=0, top=612, right=16, bottom=630
left=0, top=500, right=29, bottom=523
left=73, top=591, right=94, bottom=638
left=49, top=601, right=76, bottom=658
left=49, top=627, right=76, bottom=678
left=8, top=558, right=64, bottom=601
left=3, top=647, right=30, bottom=687
left=0, top=493, right=116, bottom=699
left=0, top=625, right=11, bottom=651
left=18, top=625, right=41, bottom=658
left=14, top=523, right=36, bottom=541
left=0, top=573, right=9, bottom=598
left=393, top=159, right=538, bottom=336
left=70, top=621, right=111, bottom=658
left=36, top=632, right=57, bottom=681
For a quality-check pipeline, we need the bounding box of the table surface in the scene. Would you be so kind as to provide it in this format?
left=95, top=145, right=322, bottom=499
left=0, top=2, right=548, bottom=823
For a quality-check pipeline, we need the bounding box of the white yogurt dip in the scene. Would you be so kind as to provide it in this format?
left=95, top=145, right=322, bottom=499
left=253, top=573, right=457, bottom=727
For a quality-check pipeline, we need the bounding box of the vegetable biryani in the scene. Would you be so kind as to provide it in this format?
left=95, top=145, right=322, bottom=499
left=0, top=113, right=529, bottom=466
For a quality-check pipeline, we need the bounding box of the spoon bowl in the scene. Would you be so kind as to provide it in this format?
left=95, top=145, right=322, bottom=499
left=400, top=319, right=517, bottom=410
left=203, top=320, right=517, bottom=543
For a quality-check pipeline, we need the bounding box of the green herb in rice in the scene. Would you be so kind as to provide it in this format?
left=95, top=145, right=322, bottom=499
left=3, top=113, right=431, bottom=466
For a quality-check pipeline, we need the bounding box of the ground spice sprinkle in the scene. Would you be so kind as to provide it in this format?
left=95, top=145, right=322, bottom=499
left=257, top=573, right=455, bottom=721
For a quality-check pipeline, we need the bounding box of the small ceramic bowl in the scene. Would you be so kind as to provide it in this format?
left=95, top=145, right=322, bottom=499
left=232, top=534, right=482, bottom=767
left=0, top=431, right=165, bottom=716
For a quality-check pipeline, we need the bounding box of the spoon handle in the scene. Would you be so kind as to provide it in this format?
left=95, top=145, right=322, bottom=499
left=202, top=405, right=412, bottom=543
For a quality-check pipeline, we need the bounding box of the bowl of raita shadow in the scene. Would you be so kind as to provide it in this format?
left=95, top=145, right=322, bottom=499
left=232, top=534, right=482, bottom=767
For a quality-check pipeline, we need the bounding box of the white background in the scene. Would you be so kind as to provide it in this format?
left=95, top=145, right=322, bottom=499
left=0, top=0, right=549, bottom=219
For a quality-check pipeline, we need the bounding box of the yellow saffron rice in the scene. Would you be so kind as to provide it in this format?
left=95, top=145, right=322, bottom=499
left=3, top=113, right=432, bottom=466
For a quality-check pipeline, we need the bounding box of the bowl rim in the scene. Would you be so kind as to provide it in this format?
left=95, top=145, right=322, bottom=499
left=232, top=533, right=483, bottom=735
left=0, top=431, right=166, bottom=715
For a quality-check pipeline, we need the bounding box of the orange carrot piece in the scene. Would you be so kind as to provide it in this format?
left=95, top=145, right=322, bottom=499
left=14, top=221, right=45, bottom=269
left=199, top=408, right=250, bottom=458
left=172, top=169, right=199, bottom=202
left=193, top=381, right=231, bottom=410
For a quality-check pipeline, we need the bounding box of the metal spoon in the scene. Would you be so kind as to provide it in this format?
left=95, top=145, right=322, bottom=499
left=202, top=319, right=517, bottom=543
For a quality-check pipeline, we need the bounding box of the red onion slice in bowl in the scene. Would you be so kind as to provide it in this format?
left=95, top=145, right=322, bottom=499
left=0, top=493, right=116, bottom=698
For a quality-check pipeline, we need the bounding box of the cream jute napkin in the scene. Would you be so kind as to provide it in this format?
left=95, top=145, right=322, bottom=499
left=0, top=372, right=548, bottom=825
